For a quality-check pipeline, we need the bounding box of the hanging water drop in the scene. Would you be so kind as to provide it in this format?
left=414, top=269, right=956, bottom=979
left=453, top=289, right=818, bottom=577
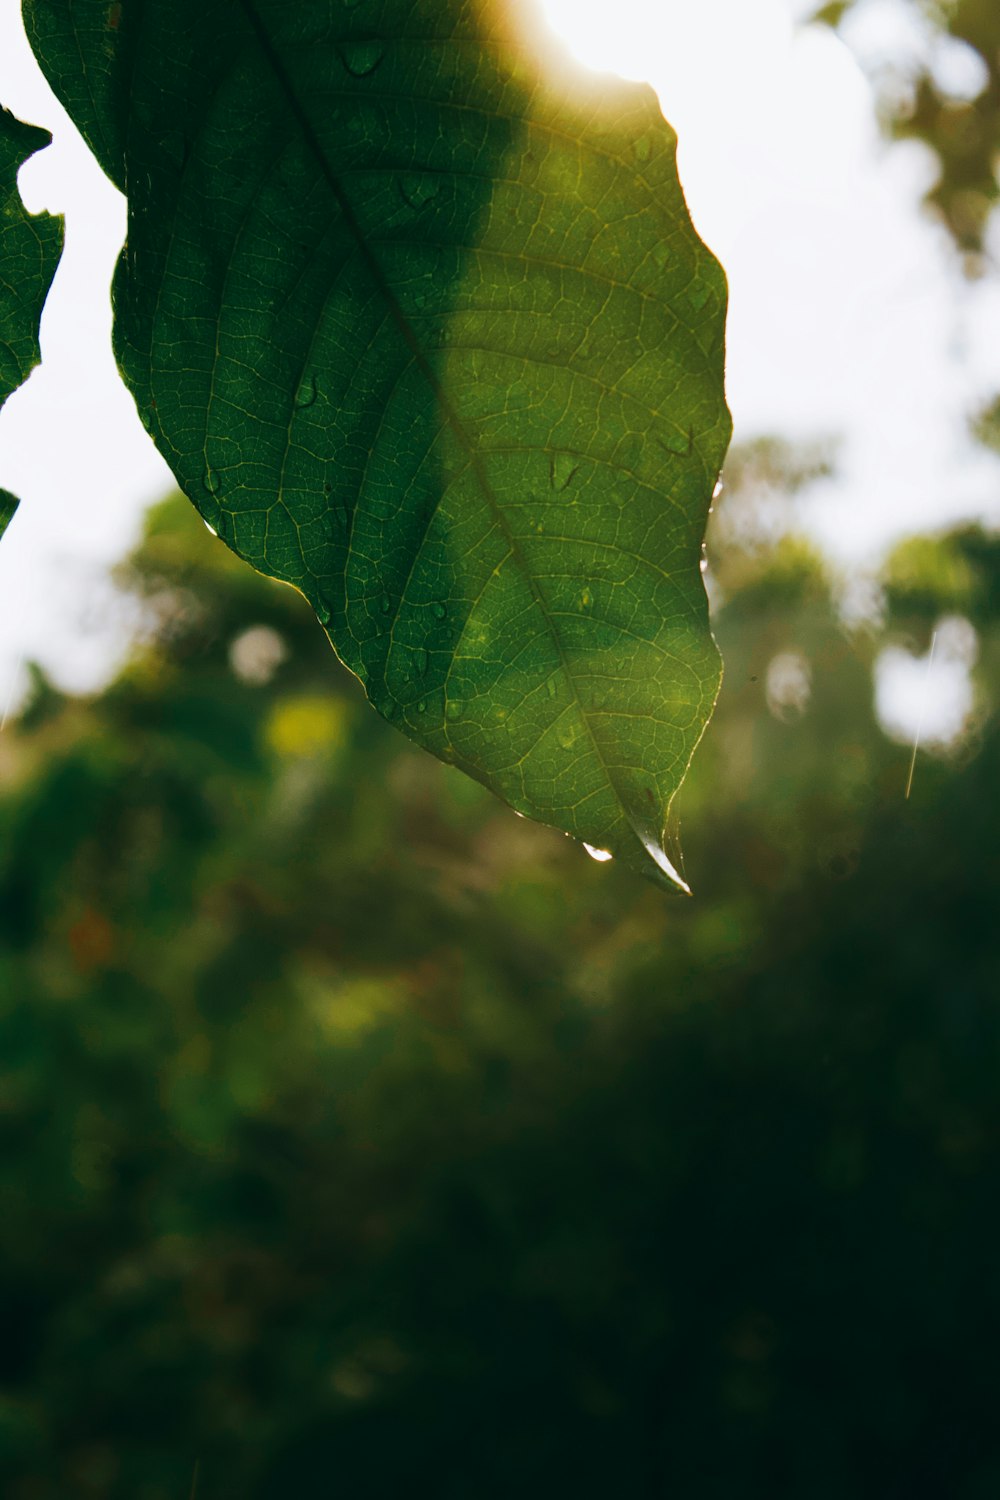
left=339, top=42, right=385, bottom=77
left=713, top=477, right=724, bottom=500
left=583, top=844, right=614, bottom=864
left=202, top=466, right=221, bottom=495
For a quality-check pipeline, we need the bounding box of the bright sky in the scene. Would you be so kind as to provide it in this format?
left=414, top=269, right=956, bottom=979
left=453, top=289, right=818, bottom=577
left=1, top=0, right=999, bottom=703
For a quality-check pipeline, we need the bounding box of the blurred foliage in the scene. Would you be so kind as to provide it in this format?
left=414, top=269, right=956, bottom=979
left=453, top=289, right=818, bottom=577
left=814, top=0, right=1000, bottom=262
left=1, top=454, right=999, bottom=1498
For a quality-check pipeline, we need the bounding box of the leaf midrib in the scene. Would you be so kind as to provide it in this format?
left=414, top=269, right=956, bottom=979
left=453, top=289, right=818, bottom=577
left=234, top=0, right=667, bottom=856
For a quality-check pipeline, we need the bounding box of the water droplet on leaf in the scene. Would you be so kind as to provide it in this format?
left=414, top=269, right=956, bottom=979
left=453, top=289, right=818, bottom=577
left=445, top=700, right=463, bottom=722
left=550, top=452, right=578, bottom=491
left=431, top=602, right=446, bottom=620
left=202, top=466, right=221, bottom=495
left=398, top=174, right=440, bottom=210
left=294, top=373, right=318, bottom=409
left=339, top=42, right=385, bottom=77
left=380, top=593, right=391, bottom=614
left=579, top=587, right=593, bottom=610
left=414, top=646, right=428, bottom=676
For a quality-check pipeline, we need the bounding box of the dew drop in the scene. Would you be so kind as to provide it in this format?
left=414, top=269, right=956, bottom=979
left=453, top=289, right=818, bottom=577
left=445, top=700, right=463, bottom=722
left=546, top=677, right=558, bottom=698
left=583, top=844, right=614, bottom=863
left=339, top=42, right=385, bottom=77
left=431, top=602, right=447, bottom=620
left=550, top=452, right=578, bottom=492
left=713, top=478, right=724, bottom=500
left=557, top=722, right=577, bottom=749
left=659, top=427, right=690, bottom=457
left=294, top=372, right=318, bottom=409
left=315, top=598, right=332, bottom=626
left=378, top=695, right=398, bottom=720
left=415, top=646, right=428, bottom=676
left=416, top=699, right=427, bottom=714
left=380, top=593, right=391, bottom=614
left=202, top=466, right=221, bottom=495
left=579, top=586, right=593, bottom=610
left=398, top=173, right=440, bottom=210
left=203, top=520, right=218, bottom=537
left=633, top=133, right=653, bottom=165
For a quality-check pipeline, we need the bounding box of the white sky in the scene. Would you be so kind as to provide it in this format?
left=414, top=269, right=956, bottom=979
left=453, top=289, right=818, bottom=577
left=1, top=0, right=999, bottom=701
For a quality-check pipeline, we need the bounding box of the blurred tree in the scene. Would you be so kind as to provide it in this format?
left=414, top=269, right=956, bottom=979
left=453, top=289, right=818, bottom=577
left=814, top=0, right=1000, bottom=263
left=1, top=453, right=998, bottom=1498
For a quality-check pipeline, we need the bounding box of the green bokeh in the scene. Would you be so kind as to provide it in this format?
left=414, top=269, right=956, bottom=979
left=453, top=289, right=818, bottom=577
left=1, top=472, right=997, bottom=1498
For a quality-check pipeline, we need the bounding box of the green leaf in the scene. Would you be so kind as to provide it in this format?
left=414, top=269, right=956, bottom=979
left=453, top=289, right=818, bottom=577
left=25, top=0, right=730, bottom=886
left=0, top=105, right=63, bottom=524
left=0, top=488, right=19, bottom=542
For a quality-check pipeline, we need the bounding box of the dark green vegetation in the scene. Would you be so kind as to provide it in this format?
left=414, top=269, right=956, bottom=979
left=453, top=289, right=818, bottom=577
left=0, top=106, right=63, bottom=533
left=23, top=0, right=729, bottom=882
left=1, top=473, right=998, bottom=1498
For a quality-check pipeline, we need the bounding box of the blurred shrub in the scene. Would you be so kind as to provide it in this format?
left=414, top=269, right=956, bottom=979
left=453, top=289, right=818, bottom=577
left=0, top=479, right=998, bottom=1498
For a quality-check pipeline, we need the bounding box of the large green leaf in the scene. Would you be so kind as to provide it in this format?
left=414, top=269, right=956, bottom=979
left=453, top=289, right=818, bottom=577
left=25, top=0, right=730, bottom=885
left=0, top=105, right=63, bottom=535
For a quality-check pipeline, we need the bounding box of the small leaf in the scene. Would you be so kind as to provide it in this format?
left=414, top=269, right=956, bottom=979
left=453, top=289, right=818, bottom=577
left=0, top=489, right=18, bottom=542
left=0, top=104, right=63, bottom=524
left=27, top=0, right=730, bottom=885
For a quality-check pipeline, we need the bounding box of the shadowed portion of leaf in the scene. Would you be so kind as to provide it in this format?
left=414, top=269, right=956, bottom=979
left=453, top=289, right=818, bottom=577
left=0, top=489, right=18, bottom=542
left=0, top=105, right=63, bottom=525
left=25, top=0, right=730, bottom=885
